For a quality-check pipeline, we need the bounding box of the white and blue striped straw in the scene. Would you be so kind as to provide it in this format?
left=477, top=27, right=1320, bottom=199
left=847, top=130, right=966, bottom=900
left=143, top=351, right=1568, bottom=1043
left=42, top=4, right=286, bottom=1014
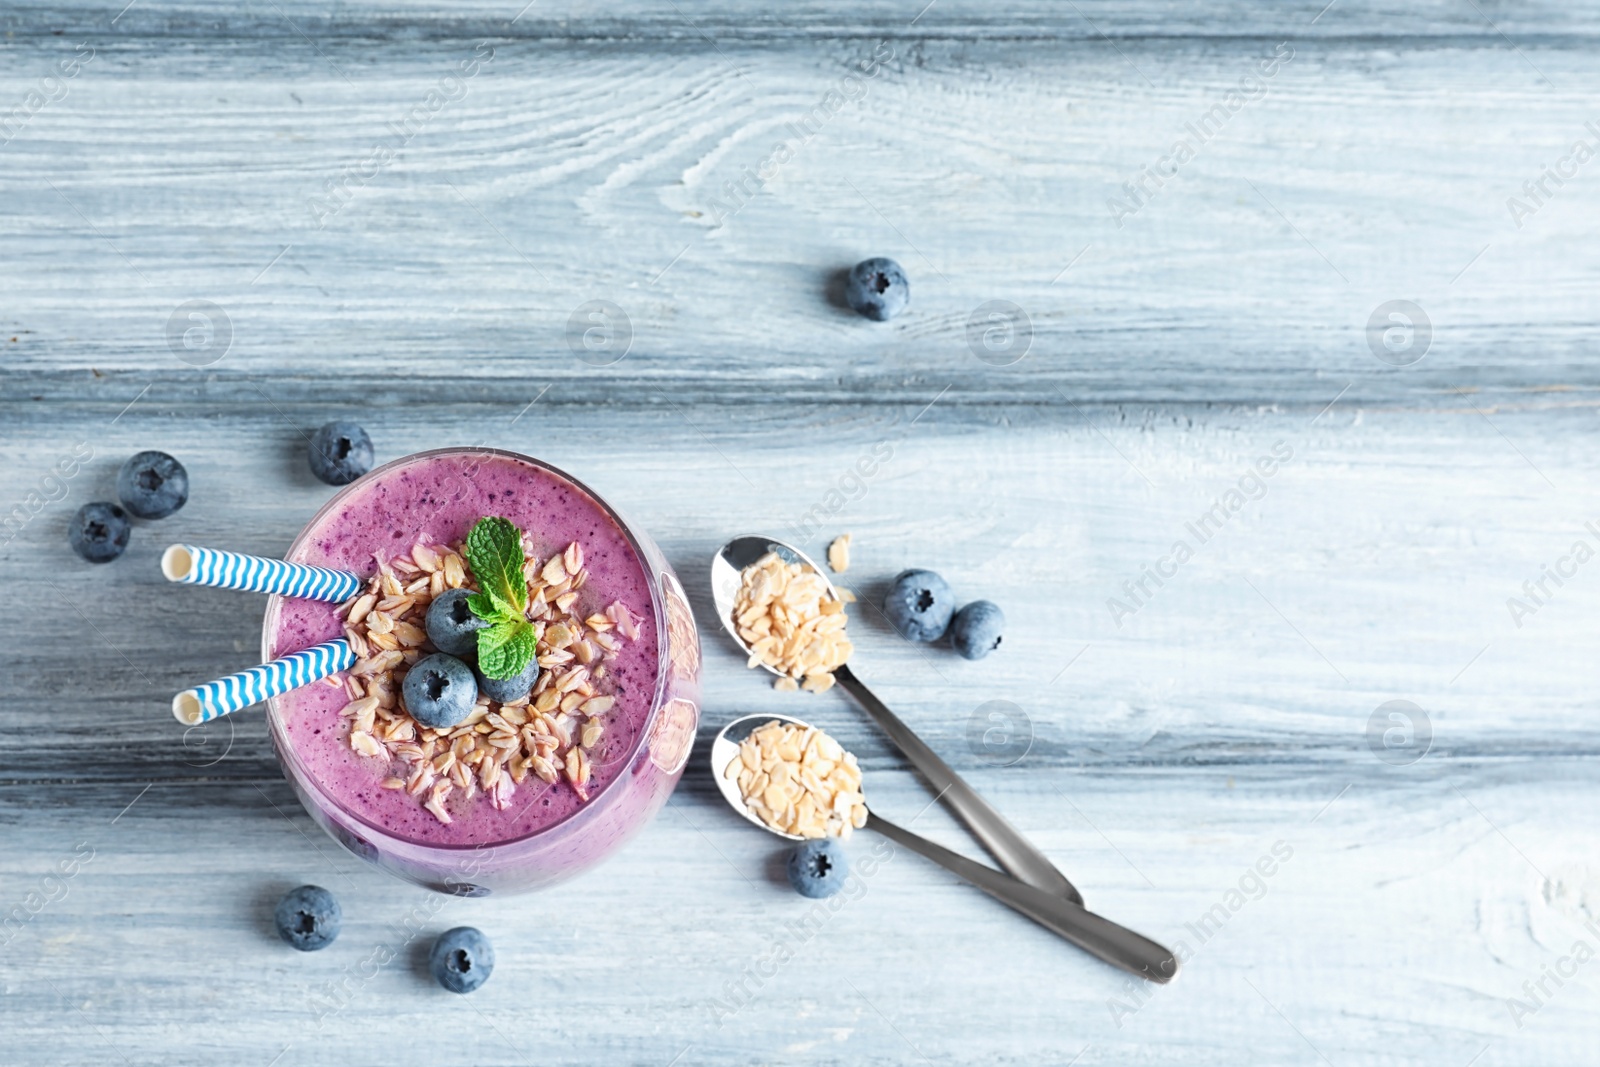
left=162, top=544, right=362, bottom=604
left=172, top=639, right=356, bottom=725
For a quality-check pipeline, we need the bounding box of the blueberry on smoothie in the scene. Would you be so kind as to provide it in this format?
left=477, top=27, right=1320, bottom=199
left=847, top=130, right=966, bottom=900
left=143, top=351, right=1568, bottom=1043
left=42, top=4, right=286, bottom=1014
left=425, top=588, right=489, bottom=657
left=68, top=502, right=131, bottom=563
left=883, top=569, right=954, bottom=642
left=402, top=653, right=477, bottom=729
left=274, top=885, right=341, bottom=951
left=476, top=656, right=540, bottom=705
left=949, top=600, right=1005, bottom=660
left=307, top=421, right=373, bottom=486
left=787, top=839, right=849, bottom=899
left=430, top=926, right=494, bottom=993
left=116, top=450, right=188, bottom=519
left=845, top=257, right=909, bottom=321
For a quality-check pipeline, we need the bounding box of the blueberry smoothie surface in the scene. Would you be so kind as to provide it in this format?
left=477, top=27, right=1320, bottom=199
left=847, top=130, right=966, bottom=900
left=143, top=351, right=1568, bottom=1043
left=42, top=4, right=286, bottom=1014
left=270, top=452, right=663, bottom=851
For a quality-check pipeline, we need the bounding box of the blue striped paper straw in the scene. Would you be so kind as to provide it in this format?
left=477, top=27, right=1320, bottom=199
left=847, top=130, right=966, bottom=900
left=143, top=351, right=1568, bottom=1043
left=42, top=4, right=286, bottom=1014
left=172, top=639, right=356, bottom=725
left=162, top=544, right=362, bottom=603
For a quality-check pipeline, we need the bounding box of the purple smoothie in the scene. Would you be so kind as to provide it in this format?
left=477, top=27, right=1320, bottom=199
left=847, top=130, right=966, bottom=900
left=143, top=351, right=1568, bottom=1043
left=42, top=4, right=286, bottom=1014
left=264, top=449, right=701, bottom=893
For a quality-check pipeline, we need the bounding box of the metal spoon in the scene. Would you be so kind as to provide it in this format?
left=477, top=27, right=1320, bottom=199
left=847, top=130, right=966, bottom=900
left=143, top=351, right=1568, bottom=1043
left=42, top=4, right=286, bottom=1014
left=712, top=535, right=1084, bottom=906
left=711, top=713, right=1179, bottom=983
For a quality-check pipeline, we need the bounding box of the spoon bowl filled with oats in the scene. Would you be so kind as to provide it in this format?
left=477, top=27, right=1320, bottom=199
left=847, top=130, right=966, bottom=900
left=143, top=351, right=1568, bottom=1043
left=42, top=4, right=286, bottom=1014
left=711, top=713, right=867, bottom=841
left=711, top=536, right=1084, bottom=906
left=263, top=448, right=703, bottom=895
left=711, top=712, right=1181, bottom=983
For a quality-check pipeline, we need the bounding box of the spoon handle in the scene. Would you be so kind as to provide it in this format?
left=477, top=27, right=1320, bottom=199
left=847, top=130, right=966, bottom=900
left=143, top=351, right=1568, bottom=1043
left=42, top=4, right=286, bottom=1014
left=835, top=665, right=1084, bottom=906
left=867, top=814, right=1179, bottom=983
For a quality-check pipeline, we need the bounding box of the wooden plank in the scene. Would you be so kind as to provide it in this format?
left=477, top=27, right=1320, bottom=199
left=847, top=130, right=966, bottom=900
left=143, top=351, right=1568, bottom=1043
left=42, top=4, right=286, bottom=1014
left=1, top=762, right=1591, bottom=1065
left=7, top=398, right=1600, bottom=776
left=10, top=0, right=1600, bottom=39
left=5, top=397, right=1596, bottom=1061
left=1, top=34, right=1597, bottom=405
left=4, top=2, right=1599, bottom=1063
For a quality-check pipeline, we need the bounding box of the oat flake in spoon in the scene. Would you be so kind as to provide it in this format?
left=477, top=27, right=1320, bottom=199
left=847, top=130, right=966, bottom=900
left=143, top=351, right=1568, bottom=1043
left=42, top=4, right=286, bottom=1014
left=732, top=551, right=853, bottom=693
left=722, top=719, right=867, bottom=838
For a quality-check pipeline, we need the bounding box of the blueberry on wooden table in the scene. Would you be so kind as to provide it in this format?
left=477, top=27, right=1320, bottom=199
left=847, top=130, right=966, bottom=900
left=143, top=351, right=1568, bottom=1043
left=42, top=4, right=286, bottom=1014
left=308, top=420, right=374, bottom=486
left=845, top=257, right=909, bottom=321
left=274, top=885, right=341, bottom=951
left=430, top=927, right=494, bottom=993
left=116, top=450, right=188, bottom=519
left=787, top=838, right=850, bottom=899
left=883, top=568, right=955, bottom=642
left=949, top=600, right=1005, bottom=660
left=68, top=502, right=131, bottom=563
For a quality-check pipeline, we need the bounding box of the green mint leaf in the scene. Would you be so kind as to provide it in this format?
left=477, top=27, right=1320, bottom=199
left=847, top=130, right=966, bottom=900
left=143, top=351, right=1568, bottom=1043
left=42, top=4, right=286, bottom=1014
left=466, top=590, right=517, bottom=625
left=464, top=517, right=528, bottom=617
left=477, top=618, right=540, bottom=680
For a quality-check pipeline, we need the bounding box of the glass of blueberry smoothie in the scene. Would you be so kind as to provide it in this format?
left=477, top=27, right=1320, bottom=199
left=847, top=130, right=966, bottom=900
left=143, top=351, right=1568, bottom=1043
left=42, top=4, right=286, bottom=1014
left=262, top=448, right=701, bottom=895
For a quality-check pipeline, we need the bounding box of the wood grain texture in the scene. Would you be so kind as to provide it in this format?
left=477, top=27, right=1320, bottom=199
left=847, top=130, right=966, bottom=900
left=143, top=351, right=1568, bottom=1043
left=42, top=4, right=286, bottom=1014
left=3, top=3, right=1598, bottom=1065
left=3, top=11, right=1600, bottom=406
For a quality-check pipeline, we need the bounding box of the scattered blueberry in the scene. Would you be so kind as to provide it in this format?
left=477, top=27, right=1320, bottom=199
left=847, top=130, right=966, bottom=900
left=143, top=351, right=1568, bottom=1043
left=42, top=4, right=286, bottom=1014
left=116, top=451, right=189, bottom=519
left=430, top=926, right=494, bottom=993
left=949, top=600, right=1005, bottom=660
left=844, top=257, right=909, bottom=321
left=787, top=839, right=850, bottom=899
left=883, top=568, right=955, bottom=642
left=307, top=421, right=374, bottom=486
left=476, top=655, right=540, bottom=705
left=425, top=588, right=489, bottom=657
left=402, top=653, right=478, bottom=729
left=274, top=885, right=341, bottom=951
left=68, top=502, right=131, bottom=563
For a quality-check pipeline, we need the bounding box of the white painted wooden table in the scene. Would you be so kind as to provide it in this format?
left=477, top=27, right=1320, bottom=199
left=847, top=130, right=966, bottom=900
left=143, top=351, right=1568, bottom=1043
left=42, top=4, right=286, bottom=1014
left=4, top=2, right=1599, bottom=1063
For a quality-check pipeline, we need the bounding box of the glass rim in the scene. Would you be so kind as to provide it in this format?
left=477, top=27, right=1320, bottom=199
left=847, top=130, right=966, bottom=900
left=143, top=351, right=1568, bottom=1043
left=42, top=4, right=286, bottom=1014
left=261, top=446, right=674, bottom=852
